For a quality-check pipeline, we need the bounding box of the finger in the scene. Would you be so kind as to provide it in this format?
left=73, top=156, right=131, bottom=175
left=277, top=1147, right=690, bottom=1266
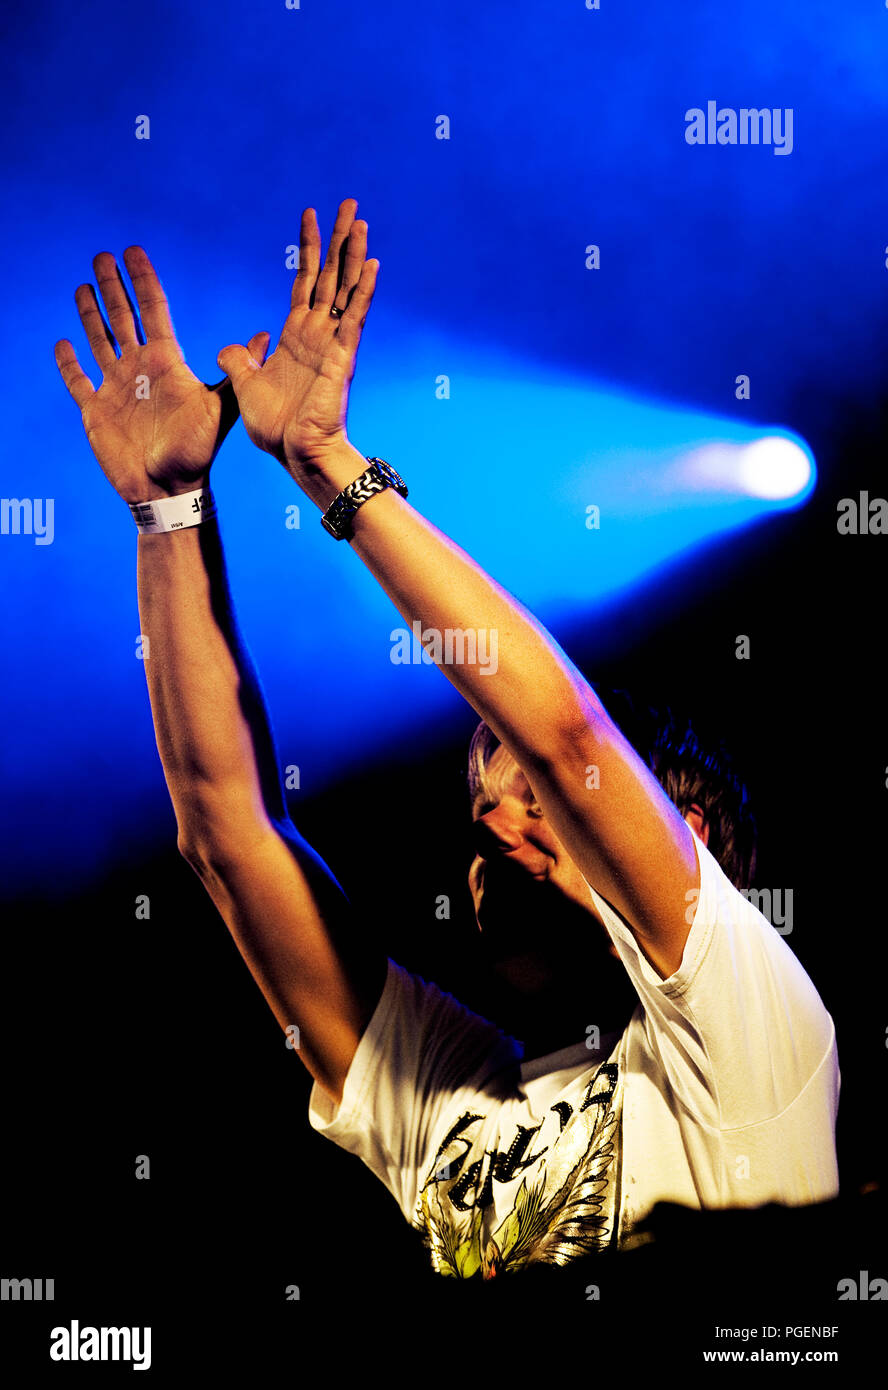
left=247, top=329, right=271, bottom=366
left=336, top=258, right=379, bottom=354
left=208, top=333, right=269, bottom=441
left=54, top=339, right=97, bottom=410
left=313, top=197, right=358, bottom=309
left=291, top=208, right=322, bottom=309
left=332, top=219, right=367, bottom=312
left=93, top=251, right=142, bottom=352
left=75, top=282, right=119, bottom=372
left=205, top=337, right=267, bottom=392
left=122, top=245, right=176, bottom=340
left=217, top=339, right=267, bottom=398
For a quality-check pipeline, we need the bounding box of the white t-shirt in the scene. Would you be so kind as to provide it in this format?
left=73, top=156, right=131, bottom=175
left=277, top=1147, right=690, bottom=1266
left=308, top=830, right=840, bottom=1277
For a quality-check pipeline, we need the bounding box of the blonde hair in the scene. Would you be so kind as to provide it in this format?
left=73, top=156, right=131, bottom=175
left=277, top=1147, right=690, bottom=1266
left=466, top=699, right=757, bottom=890
left=467, top=718, right=502, bottom=809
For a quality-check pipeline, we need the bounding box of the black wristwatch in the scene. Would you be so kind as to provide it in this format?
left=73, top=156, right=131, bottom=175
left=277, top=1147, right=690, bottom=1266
left=320, top=457, right=408, bottom=540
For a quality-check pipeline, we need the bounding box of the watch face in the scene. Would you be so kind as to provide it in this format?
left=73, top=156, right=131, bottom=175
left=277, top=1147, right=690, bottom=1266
left=372, top=459, right=406, bottom=493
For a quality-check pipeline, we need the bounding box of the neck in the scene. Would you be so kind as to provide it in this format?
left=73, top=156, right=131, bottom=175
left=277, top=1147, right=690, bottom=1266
left=484, top=962, right=637, bottom=1062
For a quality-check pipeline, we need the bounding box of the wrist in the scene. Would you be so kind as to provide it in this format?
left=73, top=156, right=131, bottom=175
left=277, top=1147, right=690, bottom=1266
left=282, top=439, right=369, bottom=511
left=122, top=474, right=212, bottom=507
left=128, top=481, right=217, bottom=536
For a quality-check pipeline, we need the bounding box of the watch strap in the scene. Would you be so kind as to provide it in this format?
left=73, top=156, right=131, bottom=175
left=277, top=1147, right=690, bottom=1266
left=320, top=457, right=408, bottom=540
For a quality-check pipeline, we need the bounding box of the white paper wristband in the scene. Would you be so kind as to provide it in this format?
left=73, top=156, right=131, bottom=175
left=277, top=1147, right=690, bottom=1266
left=129, top=487, right=217, bottom=534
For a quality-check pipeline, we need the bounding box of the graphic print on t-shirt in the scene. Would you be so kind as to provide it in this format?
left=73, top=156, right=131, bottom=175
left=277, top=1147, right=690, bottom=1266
left=415, top=1057, right=621, bottom=1278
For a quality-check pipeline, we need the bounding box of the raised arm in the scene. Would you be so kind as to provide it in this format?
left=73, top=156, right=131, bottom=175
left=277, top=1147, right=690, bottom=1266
left=54, top=247, right=384, bottom=1102
left=220, top=199, right=699, bottom=980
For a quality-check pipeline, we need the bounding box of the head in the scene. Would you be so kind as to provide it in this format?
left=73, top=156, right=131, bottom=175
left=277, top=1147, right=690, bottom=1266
left=466, top=693, right=756, bottom=1001
left=466, top=731, right=636, bottom=1032
left=598, top=688, right=757, bottom=891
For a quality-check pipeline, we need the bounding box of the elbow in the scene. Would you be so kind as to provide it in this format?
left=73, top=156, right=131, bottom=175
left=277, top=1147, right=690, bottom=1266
left=175, top=786, right=275, bottom=875
left=515, top=693, right=610, bottom=777
left=176, top=812, right=277, bottom=880
left=177, top=832, right=212, bottom=877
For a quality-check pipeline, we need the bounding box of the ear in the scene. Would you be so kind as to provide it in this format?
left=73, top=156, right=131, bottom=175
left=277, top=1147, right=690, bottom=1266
left=684, top=803, right=709, bottom=846
left=468, top=855, right=485, bottom=931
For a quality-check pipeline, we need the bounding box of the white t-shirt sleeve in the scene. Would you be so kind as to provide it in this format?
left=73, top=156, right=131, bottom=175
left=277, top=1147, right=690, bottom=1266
left=586, top=829, right=839, bottom=1134
left=307, top=959, right=521, bottom=1222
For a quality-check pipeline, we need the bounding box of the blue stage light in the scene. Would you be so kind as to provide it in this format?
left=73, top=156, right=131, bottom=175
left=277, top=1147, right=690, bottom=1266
left=680, top=432, right=815, bottom=506
left=737, top=436, right=815, bottom=502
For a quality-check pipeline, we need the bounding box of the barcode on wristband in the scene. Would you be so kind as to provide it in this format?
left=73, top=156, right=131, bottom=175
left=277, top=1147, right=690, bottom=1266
left=129, top=489, right=216, bottom=533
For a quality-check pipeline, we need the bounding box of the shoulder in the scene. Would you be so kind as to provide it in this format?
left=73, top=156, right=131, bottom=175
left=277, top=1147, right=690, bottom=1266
left=364, top=958, right=523, bottom=1085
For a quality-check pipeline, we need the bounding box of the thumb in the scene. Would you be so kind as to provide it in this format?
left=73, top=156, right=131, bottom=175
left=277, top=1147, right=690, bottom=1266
left=247, top=330, right=271, bottom=365
left=217, top=331, right=271, bottom=393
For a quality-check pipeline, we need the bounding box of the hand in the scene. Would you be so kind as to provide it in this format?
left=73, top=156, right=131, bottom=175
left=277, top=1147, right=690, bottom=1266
left=55, top=247, right=265, bottom=505
left=216, top=198, right=379, bottom=501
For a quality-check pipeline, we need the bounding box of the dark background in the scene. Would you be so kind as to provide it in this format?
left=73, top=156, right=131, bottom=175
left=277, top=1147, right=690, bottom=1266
left=4, top=0, right=888, bottom=1374
left=5, top=397, right=887, bottom=1370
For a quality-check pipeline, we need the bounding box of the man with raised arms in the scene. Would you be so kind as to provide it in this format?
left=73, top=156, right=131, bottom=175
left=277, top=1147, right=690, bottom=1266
left=55, top=198, right=839, bottom=1277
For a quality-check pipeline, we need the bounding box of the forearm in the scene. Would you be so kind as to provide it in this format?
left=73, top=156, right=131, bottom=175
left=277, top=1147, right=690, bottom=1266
left=302, top=442, right=604, bottom=767
left=137, top=516, right=289, bottom=845
left=137, top=505, right=374, bottom=1089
